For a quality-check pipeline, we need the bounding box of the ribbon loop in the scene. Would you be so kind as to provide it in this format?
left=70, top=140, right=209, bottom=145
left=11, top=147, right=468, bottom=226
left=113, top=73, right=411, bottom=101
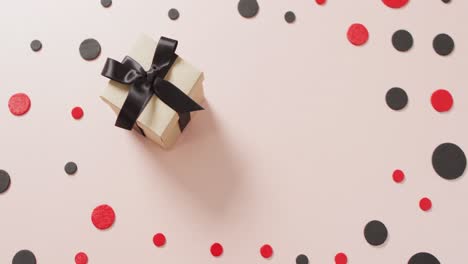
left=101, top=36, right=203, bottom=132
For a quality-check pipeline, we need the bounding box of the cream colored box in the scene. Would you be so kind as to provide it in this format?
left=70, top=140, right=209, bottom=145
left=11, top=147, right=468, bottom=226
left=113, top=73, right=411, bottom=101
left=100, top=35, right=205, bottom=149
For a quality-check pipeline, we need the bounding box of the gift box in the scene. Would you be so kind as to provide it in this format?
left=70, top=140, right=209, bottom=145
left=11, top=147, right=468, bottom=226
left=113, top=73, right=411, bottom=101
left=100, top=35, right=205, bottom=149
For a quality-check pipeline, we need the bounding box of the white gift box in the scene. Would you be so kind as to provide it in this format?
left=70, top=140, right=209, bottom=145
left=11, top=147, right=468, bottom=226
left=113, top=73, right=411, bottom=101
left=100, top=35, right=205, bottom=149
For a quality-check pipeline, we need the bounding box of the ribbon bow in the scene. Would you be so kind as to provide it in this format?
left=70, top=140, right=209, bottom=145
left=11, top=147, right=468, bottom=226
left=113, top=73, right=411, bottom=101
left=101, top=36, right=203, bottom=132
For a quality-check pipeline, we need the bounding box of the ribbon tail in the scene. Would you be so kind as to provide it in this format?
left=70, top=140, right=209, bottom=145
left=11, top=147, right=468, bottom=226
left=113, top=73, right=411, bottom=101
left=115, top=80, right=154, bottom=130
left=101, top=58, right=140, bottom=84
left=153, top=78, right=204, bottom=114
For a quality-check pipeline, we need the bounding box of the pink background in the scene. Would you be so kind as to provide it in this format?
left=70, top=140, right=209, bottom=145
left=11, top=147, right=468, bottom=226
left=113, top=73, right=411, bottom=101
left=1, top=0, right=467, bottom=263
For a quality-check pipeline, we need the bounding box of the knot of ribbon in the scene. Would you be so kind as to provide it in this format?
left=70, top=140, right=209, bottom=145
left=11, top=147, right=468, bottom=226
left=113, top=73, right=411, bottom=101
left=101, top=36, right=203, bottom=132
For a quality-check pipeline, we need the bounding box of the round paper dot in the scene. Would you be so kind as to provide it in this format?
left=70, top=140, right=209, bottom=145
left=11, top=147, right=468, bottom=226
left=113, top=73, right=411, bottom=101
left=284, top=11, right=296, bottom=23
left=432, top=143, right=466, bottom=180
left=260, top=244, right=273, bottom=259
left=316, top=0, right=326, bottom=5
left=168, top=8, right=180, bottom=20
left=382, top=0, right=409, bottom=8
left=385, top=87, right=408, bottom=111
left=419, top=197, right=432, bottom=211
left=79, top=39, right=101, bottom=61
left=101, top=0, right=112, bottom=8
left=237, top=0, right=259, bottom=18
left=431, top=89, right=453, bottom=112
left=9, top=93, right=31, bottom=116
left=392, top=169, right=405, bottom=183
left=441, top=0, right=451, bottom=3
left=433, top=33, right=454, bottom=56
left=91, top=204, right=115, bottom=230
left=335, top=252, right=348, bottom=264
left=347, top=23, right=369, bottom=46
left=296, top=254, right=309, bottom=264
left=210, top=242, right=223, bottom=257
left=12, top=250, right=36, bottom=264
left=65, top=162, right=78, bottom=175
left=153, top=233, right=166, bottom=247
left=364, top=220, right=388, bottom=246
left=0, top=170, right=11, bottom=194
left=408, top=252, right=440, bottom=264
left=392, top=29, right=413, bottom=52
left=75, top=252, right=88, bottom=264
left=72, top=106, right=84, bottom=120
left=30, top=40, right=42, bottom=52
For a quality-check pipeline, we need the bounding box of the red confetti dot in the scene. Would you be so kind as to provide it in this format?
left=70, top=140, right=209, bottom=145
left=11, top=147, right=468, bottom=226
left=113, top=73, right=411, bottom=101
left=316, top=0, right=326, bottom=5
left=91, top=204, right=115, bottom=230
left=431, top=89, right=453, bottom=112
left=392, top=169, right=405, bottom=183
left=153, top=233, right=166, bottom=247
left=382, top=0, right=409, bottom=8
left=260, top=244, right=273, bottom=259
left=210, top=242, right=223, bottom=257
left=72, top=106, right=84, bottom=120
left=419, top=197, right=432, bottom=211
left=75, top=252, right=88, bottom=264
left=8, top=93, right=31, bottom=116
left=347, top=23, right=369, bottom=46
left=335, top=252, right=348, bottom=264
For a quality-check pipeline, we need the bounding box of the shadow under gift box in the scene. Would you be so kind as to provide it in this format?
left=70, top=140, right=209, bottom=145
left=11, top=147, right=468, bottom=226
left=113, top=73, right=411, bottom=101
left=100, top=35, right=205, bottom=149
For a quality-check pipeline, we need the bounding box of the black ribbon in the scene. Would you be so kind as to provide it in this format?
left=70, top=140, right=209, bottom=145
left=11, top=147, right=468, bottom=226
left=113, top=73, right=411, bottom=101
left=101, top=36, right=203, bottom=132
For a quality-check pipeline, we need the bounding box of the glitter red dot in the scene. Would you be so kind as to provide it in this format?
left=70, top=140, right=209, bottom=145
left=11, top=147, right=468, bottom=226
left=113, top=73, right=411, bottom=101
left=419, top=197, right=432, bottom=211
left=260, top=244, right=273, bottom=259
left=431, top=89, right=453, bottom=112
left=91, top=204, right=115, bottom=230
left=382, top=0, right=409, bottom=8
left=316, top=0, right=326, bottom=5
left=75, top=252, right=88, bottom=264
left=347, top=23, right=369, bottom=46
left=153, top=233, right=166, bottom=247
left=210, top=242, right=223, bottom=257
left=8, top=93, right=31, bottom=116
left=335, top=252, right=348, bottom=264
left=392, top=169, right=405, bottom=183
left=72, top=106, right=84, bottom=120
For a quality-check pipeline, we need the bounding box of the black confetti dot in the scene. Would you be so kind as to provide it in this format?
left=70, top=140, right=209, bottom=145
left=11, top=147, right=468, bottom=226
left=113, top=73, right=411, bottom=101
left=392, top=30, right=413, bottom=52
left=433, top=33, right=454, bottom=56
left=408, top=252, right=440, bottom=264
left=101, top=0, right=112, bottom=8
left=79, top=38, right=101, bottom=61
left=284, top=11, right=296, bottom=23
left=296, top=254, right=309, bottom=264
left=65, top=162, right=78, bottom=175
left=432, top=143, right=466, bottom=180
left=385, top=87, right=408, bottom=111
left=30, top=40, right=42, bottom=52
left=0, top=170, right=11, bottom=194
left=441, top=0, right=451, bottom=3
left=364, top=220, right=388, bottom=246
left=237, top=0, right=259, bottom=18
left=12, top=250, right=36, bottom=264
left=168, top=8, right=180, bottom=20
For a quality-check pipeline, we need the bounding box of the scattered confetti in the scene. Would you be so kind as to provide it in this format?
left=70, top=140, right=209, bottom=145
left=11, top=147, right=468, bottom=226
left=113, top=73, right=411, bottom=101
left=9, top=93, right=31, bottom=116
left=392, top=29, right=413, bottom=52
left=210, top=242, right=223, bottom=257
left=316, top=0, right=326, bottom=5
left=433, top=33, right=454, bottom=56
left=237, top=0, right=259, bottom=18
left=101, top=0, right=112, bottom=8
left=284, top=11, right=296, bottom=23
left=431, top=89, right=453, bottom=112
left=419, top=197, right=432, bottom=211
left=392, top=169, right=405, bottom=183
left=91, top=204, right=115, bottom=230
left=382, top=0, right=409, bottom=9
left=364, top=220, right=388, bottom=246
left=432, top=143, right=466, bottom=180
left=296, top=254, right=309, bottom=264
left=75, top=252, right=88, bottom=264
left=335, top=252, right=348, bottom=264
left=65, top=162, right=78, bottom=175
left=153, top=233, right=166, bottom=247
left=385, top=87, right=408, bottom=111
left=0, top=170, right=11, bottom=194
left=30, top=40, right=42, bottom=52
left=347, top=23, right=369, bottom=46
left=168, top=8, right=180, bottom=20
left=79, top=39, right=101, bottom=60
left=72, top=106, right=84, bottom=120
left=12, top=250, right=36, bottom=264
left=260, top=244, right=273, bottom=259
